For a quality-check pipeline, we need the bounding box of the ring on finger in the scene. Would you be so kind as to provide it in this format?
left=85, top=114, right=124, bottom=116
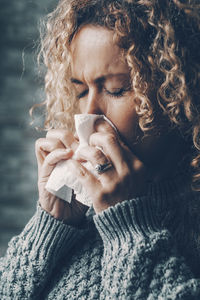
left=95, top=162, right=113, bottom=174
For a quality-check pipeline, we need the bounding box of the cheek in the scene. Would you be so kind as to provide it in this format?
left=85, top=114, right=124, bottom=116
left=79, top=101, right=85, bottom=113
left=109, top=105, right=140, bottom=144
left=119, top=111, right=140, bottom=142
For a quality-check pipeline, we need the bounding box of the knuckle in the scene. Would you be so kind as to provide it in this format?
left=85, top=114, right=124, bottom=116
left=52, top=139, right=65, bottom=150
left=35, top=138, right=46, bottom=153
left=37, top=137, right=66, bottom=153
left=57, top=130, right=68, bottom=141
left=46, top=129, right=59, bottom=138
left=44, top=149, right=61, bottom=165
left=120, top=165, right=131, bottom=180
left=43, top=153, right=52, bottom=166
left=35, top=138, right=44, bottom=149
left=47, top=129, right=72, bottom=144
left=94, top=119, right=113, bottom=132
left=105, top=133, right=117, bottom=146
left=92, top=148, right=104, bottom=162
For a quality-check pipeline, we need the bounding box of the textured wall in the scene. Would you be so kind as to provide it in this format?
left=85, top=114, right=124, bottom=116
left=0, top=0, right=57, bottom=255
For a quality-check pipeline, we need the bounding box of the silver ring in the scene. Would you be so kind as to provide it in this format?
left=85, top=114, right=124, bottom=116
left=95, top=162, right=112, bottom=174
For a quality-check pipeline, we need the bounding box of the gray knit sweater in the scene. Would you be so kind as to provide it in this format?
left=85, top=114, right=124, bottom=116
left=1, top=175, right=200, bottom=299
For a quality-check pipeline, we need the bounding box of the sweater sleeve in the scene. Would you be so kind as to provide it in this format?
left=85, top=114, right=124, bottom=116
left=93, top=197, right=200, bottom=300
left=0, top=205, right=86, bottom=300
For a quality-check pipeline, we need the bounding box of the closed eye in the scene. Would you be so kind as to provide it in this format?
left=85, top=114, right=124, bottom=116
left=104, top=87, right=130, bottom=98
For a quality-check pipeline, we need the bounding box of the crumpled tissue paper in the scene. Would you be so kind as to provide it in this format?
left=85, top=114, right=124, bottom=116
left=45, top=114, right=116, bottom=206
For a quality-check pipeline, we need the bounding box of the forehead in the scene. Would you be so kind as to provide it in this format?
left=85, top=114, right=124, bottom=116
left=70, top=25, right=129, bottom=78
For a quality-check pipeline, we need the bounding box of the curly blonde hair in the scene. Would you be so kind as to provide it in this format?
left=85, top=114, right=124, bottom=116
left=34, top=0, right=200, bottom=188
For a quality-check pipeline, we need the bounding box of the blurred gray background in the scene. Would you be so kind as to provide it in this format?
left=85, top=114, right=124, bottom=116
left=0, top=0, right=57, bottom=256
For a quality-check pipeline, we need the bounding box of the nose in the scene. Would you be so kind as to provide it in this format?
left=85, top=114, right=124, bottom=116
left=82, top=88, right=103, bottom=115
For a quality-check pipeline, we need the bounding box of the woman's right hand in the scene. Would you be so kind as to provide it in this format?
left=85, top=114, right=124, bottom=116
left=35, top=129, right=89, bottom=227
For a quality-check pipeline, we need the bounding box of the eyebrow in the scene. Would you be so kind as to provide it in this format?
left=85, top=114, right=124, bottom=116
left=70, top=73, right=130, bottom=85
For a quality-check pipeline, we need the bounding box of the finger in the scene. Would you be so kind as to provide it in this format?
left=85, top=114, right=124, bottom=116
left=66, top=159, right=101, bottom=202
left=40, top=148, right=73, bottom=179
left=36, top=137, right=66, bottom=154
left=95, top=118, right=134, bottom=152
left=74, top=145, right=115, bottom=188
left=94, top=118, right=129, bottom=155
left=46, top=129, right=79, bottom=152
left=35, top=137, right=68, bottom=169
left=89, top=132, right=130, bottom=175
left=75, top=145, right=110, bottom=166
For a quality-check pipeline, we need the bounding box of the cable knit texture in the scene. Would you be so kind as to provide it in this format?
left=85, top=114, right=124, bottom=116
left=1, top=175, right=200, bottom=299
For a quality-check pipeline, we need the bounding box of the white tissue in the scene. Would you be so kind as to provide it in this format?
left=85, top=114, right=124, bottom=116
left=45, top=114, right=116, bottom=207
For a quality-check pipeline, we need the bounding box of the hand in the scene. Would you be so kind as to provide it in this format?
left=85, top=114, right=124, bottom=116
left=35, top=129, right=89, bottom=226
left=69, top=120, right=147, bottom=214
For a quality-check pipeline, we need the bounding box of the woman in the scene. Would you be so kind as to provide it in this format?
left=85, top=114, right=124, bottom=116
left=1, top=0, right=200, bottom=298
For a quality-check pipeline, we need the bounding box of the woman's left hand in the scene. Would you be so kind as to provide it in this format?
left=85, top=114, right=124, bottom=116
left=68, top=119, right=146, bottom=214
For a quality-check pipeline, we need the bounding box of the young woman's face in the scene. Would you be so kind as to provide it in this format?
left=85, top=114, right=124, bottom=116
left=70, top=25, right=141, bottom=143
left=70, top=25, right=184, bottom=168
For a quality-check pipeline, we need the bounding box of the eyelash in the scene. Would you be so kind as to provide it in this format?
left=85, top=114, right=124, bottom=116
left=77, top=87, right=130, bottom=100
left=104, top=88, right=127, bottom=98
